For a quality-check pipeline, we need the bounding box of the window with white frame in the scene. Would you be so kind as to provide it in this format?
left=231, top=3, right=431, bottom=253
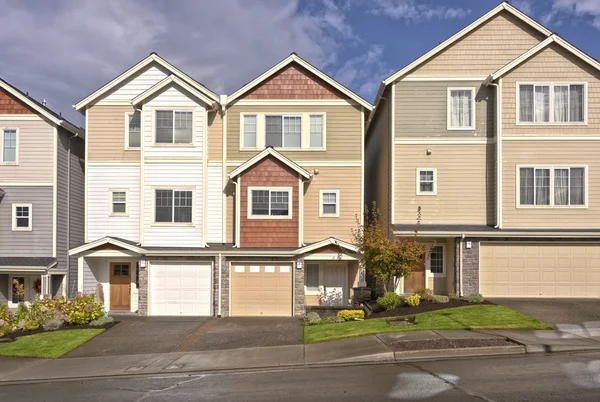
left=242, top=115, right=257, bottom=148
left=429, top=245, right=444, bottom=275
left=305, top=263, right=320, bottom=293
left=155, top=110, right=193, bottom=144
left=265, top=115, right=301, bottom=148
left=110, top=190, right=128, bottom=215
left=448, top=88, right=474, bottom=129
left=250, top=189, right=291, bottom=217
left=519, top=167, right=585, bottom=207
left=12, top=203, right=31, bottom=231
left=2, top=129, right=17, bottom=163
left=155, top=189, right=193, bottom=223
left=11, top=276, right=25, bottom=304
left=417, top=169, right=436, bottom=195
left=309, top=115, right=324, bottom=148
left=519, top=84, right=585, bottom=123
left=127, top=111, right=141, bottom=148
left=320, top=190, right=339, bottom=217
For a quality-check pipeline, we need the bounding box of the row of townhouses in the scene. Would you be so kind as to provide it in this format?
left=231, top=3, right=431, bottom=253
left=1, top=2, right=599, bottom=317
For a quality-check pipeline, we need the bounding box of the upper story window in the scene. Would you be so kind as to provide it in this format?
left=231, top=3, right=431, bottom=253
left=519, top=166, right=586, bottom=207
left=12, top=203, right=32, bottom=231
left=155, top=110, right=193, bottom=144
left=110, top=190, right=128, bottom=216
left=249, top=188, right=291, bottom=218
left=320, top=190, right=339, bottom=217
left=1, top=129, right=17, bottom=164
left=266, top=115, right=301, bottom=148
left=243, top=115, right=257, bottom=148
left=429, top=245, right=444, bottom=276
left=519, top=84, right=585, bottom=124
left=448, top=88, right=474, bottom=130
left=127, top=111, right=141, bottom=149
left=241, top=113, right=326, bottom=150
left=309, top=115, right=324, bottom=148
left=155, top=189, right=193, bottom=224
left=417, top=168, right=436, bottom=195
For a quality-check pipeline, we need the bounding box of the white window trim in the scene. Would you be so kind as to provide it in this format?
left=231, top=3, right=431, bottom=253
left=1, top=128, right=19, bottom=165
left=265, top=114, right=303, bottom=149
left=8, top=275, right=26, bottom=308
left=109, top=189, right=129, bottom=217
left=416, top=168, right=437, bottom=195
left=427, top=244, right=446, bottom=278
left=319, top=190, right=340, bottom=218
left=12, top=203, right=32, bottom=231
left=240, top=113, right=260, bottom=150
left=152, top=108, right=196, bottom=146
left=304, top=262, right=320, bottom=295
left=516, top=164, right=588, bottom=208
left=124, top=111, right=141, bottom=150
left=447, top=87, right=476, bottom=131
left=151, top=187, right=196, bottom=226
left=247, top=186, right=293, bottom=220
left=308, top=113, right=327, bottom=150
left=516, top=82, right=588, bottom=126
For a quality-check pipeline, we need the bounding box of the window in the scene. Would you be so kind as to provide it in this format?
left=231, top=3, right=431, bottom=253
left=110, top=190, right=127, bottom=215
left=155, top=110, right=193, bottom=144
left=127, top=111, right=141, bottom=148
left=429, top=245, right=444, bottom=275
left=249, top=188, right=291, bottom=218
left=265, top=115, right=301, bottom=148
left=112, top=263, right=130, bottom=276
left=243, top=115, right=257, bottom=148
left=519, top=84, right=585, bottom=123
left=11, top=276, right=25, bottom=304
left=12, top=203, right=32, bottom=231
left=519, top=167, right=585, bottom=207
left=309, top=115, right=324, bottom=148
left=320, top=190, right=339, bottom=217
left=448, top=88, right=474, bottom=129
left=1, top=129, right=17, bottom=163
left=417, top=169, right=436, bottom=195
left=305, top=263, right=320, bottom=293
left=155, top=189, right=193, bottom=223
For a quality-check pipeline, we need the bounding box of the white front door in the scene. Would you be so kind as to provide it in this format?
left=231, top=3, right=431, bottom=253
left=321, top=262, right=347, bottom=306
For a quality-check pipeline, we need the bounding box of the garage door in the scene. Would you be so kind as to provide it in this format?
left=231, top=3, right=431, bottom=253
left=480, top=243, right=600, bottom=297
left=150, top=262, right=212, bottom=316
left=231, top=264, right=292, bottom=316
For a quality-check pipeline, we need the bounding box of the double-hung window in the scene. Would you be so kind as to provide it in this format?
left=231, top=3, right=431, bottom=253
left=429, top=245, right=444, bottom=276
left=305, top=263, right=320, bottom=294
left=265, top=115, right=301, bottom=148
left=1, top=129, right=17, bottom=163
left=519, top=84, right=585, bottom=123
left=127, top=111, right=141, bottom=148
left=155, top=189, right=193, bottom=223
left=417, top=168, right=436, bottom=195
left=448, top=88, right=474, bottom=129
left=250, top=188, right=291, bottom=218
left=155, top=110, right=193, bottom=144
left=12, top=203, right=32, bottom=231
left=320, top=190, right=339, bottom=217
left=242, top=115, right=257, bottom=148
left=309, top=115, right=324, bottom=148
left=519, top=167, right=585, bottom=207
left=110, top=190, right=128, bottom=215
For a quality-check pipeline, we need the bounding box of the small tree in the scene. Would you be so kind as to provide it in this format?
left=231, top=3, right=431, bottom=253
left=352, top=202, right=425, bottom=293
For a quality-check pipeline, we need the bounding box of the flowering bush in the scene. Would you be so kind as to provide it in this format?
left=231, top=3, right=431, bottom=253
left=0, top=304, right=15, bottom=337
left=58, top=294, right=104, bottom=325
left=406, top=294, right=421, bottom=307
left=336, top=310, right=365, bottom=321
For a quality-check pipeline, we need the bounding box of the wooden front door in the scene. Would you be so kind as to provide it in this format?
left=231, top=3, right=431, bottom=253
left=403, top=256, right=426, bottom=294
left=110, top=262, right=131, bottom=311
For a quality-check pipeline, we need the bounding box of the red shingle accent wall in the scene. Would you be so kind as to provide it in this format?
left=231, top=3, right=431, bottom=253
left=239, top=157, right=299, bottom=247
left=243, top=63, right=348, bottom=100
left=0, top=87, right=34, bottom=114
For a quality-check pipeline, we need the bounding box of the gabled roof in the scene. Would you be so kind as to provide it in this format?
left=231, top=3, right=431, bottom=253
left=487, top=34, right=600, bottom=82
left=74, top=53, right=219, bottom=111
left=132, top=75, right=217, bottom=107
left=0, top=78, right=83, bottom=136
left=226, top=53, right=373, bottom=111
left=297, top=237, right=360, bottom=255
left=69, top=237, right=145, bottom=256
left=228, top=147, right=312, bottom=180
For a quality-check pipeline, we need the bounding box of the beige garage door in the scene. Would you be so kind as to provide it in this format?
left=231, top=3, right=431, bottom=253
left=231, top=264, right=293, bottom=316
left=480, top=243, right=600, bottom=297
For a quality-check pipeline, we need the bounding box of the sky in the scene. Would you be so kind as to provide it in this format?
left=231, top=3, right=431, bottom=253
left=0, top=0, right=599, bottom=126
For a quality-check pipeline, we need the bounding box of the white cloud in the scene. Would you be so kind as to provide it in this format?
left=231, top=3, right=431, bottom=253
left=511, top=0, right=535, bottom=16
left=368, top=0, right=471, bottom=22
left=543, top=0, right=600, bottom=30
left=333, top=44, right=394, bottom=98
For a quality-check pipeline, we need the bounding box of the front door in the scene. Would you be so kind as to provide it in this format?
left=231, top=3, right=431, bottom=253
left=403, top=256, right=425, bottom=294
left=322, top=261, right=347, bottom=306
left=110, top=262, right=131, bottom=311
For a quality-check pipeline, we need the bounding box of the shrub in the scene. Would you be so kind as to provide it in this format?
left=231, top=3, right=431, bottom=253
left=0, top=319, right=13, bottom=337
left=43, top=318, right=63, bottom=331
left=415, top=288, right=434, bottom=302
left=377, top=292, right=402, bottom=311
left=89, top=316, right=115, bottom=327
left=61, top=294, right=104, bottom=324
left=304, top=312, right=322, bottom=326
left=448, top=291, right=459, bottom=300
left=432, top=295, right=449, bottom=304
left=321, top=316, right=343, bottom=324
left=465, top=293, right=485, bottom=304
left=13, top=303, right=29, bottom=325
left=406, top=294, right=421, bottom=307
left=336, top=310, right=365, bottom=321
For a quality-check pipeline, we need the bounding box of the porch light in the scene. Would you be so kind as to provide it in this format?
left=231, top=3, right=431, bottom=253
left=139, top=260, right=147, bottom=268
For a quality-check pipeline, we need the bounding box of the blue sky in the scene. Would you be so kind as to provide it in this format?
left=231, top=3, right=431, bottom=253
left=0, top=0, right=599, bottom=125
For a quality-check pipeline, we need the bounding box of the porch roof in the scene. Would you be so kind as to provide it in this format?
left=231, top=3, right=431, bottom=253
left=0, top=257, right=57, bottom=272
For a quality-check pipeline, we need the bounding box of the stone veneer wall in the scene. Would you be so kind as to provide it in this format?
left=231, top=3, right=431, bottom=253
left=294, top=257, right=305, bottom=316
left=138, top=262, right=148, bottom=316
left=462, top=240, right=480, bottom=295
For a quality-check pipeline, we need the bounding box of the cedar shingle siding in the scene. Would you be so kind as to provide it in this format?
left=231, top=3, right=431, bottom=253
left=0, top=88, right=33, bottom=114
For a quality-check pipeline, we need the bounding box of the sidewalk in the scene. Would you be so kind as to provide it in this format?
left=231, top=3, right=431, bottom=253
left=1, top=328, right=600, bottom=383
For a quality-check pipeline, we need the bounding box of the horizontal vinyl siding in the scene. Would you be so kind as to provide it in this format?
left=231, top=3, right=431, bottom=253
left=395, top=81, right=494, bottom=138
left=502, top=141, right=600, bottom=229
left=503, top=44, right=600, bottom=135
left=226, top=104, right=361, bottom=162
left=207, top=165, right=223, bottom=243
left=103, top=65, right=168, bottom=102
left=68, top=137, right=85, bottom=296
left=303, top=166, right=361, bottom=243
left=411, top=12, right=546, bottom=76
left=207, top=111, right=223, bottom=161
left=87, top=105, right=140, bottom=162
left=0, top=118, right=54, bottom=183
left=395, top=144, right=495, bottom=225
left=226, top=167, right=235, bottom=243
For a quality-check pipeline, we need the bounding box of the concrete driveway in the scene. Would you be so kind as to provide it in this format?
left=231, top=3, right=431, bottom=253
left=64, top=315, right=211, bottom=358
left=490, top=298, right=600, bottom=328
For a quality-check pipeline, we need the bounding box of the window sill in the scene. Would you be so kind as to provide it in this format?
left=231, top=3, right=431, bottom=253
left=0, top=162, right=18, bottom=166
left=12, top=228, right=32, bottom=232
left=416, top=192, right=437, bottom=196
left=124, top=147, right=141, bottom=151
left=247, top=215, right=293, bottom=220
left=319, top=214, right=340, bottom=218
left=151, top=222, right=194, bottom=227
left=151, top=143, right=195, bottom=147
left=110, top=213, right=129, bottom=217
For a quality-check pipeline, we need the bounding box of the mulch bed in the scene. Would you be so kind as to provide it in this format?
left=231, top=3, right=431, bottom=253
left=391, top=338, right=517, bottom=351
left=0, top=321, right=120, bottom=342
left=365, top=299, right=495, bottom=319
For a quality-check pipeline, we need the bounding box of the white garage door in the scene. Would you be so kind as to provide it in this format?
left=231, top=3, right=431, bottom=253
left=150, top=262, right=212, bottom=316
left=480, top=243, right=600, bottom=297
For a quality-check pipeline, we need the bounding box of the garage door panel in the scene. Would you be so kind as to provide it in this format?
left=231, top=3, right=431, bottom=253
left=231, top=264, right=292, bottom=317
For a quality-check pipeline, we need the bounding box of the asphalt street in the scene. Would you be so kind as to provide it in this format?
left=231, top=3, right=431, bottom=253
left=2, top=351, right=600, bottom=401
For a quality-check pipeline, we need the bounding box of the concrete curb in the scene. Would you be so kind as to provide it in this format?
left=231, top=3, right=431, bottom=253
left=394, top=345, right=526, bottom=361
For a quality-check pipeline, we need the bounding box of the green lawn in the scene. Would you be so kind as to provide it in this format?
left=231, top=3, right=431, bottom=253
left=0, top=329, right=104, bottom=358
left=304, top=305, right=551, bottom=344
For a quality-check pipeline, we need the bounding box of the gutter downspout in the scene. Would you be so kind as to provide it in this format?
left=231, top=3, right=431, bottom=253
left=218, top=253, right=222, bottom=317
left=459, top=234, right=465, bottom=296
left=489, top=80, right=502, bottom=229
